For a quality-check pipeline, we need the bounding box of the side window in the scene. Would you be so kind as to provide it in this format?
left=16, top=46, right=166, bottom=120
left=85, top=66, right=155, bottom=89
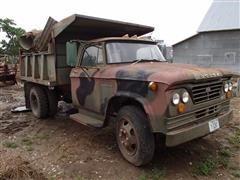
left=81, top=46, right=103, bottom=66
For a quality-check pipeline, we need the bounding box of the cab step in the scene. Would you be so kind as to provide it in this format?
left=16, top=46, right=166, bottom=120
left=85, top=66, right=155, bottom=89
left=70, top=112, right=104, bottom=128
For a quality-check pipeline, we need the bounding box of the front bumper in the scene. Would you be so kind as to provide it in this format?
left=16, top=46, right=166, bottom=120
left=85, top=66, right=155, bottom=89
left=165, top=109, right=232, bottom=147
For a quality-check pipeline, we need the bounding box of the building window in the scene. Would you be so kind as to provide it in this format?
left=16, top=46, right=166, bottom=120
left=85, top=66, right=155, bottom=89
left=224, top=52, right=236, bottom=65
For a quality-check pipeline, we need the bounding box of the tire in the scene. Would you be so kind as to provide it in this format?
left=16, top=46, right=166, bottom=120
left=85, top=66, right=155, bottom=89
left=30, top=86, right=48, bottom=118
left=115, top=106, right=155, bottom=166
left=46, top=89, right=58, bottom=117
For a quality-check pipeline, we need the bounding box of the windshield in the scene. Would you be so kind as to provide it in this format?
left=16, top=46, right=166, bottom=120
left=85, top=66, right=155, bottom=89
left=106, top=42, right=166, bottom=63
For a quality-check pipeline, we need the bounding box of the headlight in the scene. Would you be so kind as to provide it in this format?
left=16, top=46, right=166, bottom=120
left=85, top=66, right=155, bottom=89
left=228, top=82, right=233, bottom=91
left=224, top=83, right=229, bottom=92
left=182, top=91, right=189, bottom=103
left=172, top=93, right=180, bottom=105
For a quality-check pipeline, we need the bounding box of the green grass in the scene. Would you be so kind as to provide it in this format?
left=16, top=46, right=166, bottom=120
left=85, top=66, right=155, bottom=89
left=22, top=136, right=33, bottom=146
left=138, top=174, right=147, bottom=180
left=231, top=170, right=240, bottom=178
left=138, top=168, right=165, bottom=180
left=21, top=136, right=34, bottom=151
left=192, top=147, right=233, bottom=177
left=227, top=128, right=240, bottom=148
left=26, top=146, right=34, bottom=151
left=2, top=141, right=18, bottom=148
left=219, top=148, right=231, bottom=157
left=217, top=148, right=232, bottom=168
left=192, top=156, right=218, bottom=176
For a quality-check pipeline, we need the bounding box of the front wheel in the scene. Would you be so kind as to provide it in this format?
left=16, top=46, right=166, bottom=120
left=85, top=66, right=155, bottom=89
left=115, top=106, right=155, bottom=166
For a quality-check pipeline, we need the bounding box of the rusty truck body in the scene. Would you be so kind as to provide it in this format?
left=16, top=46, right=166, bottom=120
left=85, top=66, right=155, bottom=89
left=19, top=14, right=234, bottom=166
left=0, top=56, right=17, bottom=84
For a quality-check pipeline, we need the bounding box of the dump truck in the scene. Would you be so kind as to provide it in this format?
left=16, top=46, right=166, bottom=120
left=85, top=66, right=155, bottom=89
left=19, top=14, right=234, bottom=166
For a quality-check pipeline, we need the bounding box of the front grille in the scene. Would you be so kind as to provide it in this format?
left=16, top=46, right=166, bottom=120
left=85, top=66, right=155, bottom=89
left=195, top=105, right=220, bottom=119
left=191, top=80, right=223, bottom=104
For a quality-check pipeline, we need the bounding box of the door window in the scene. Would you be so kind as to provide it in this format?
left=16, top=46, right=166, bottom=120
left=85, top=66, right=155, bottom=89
left=81, top=46, right=103, bottom=66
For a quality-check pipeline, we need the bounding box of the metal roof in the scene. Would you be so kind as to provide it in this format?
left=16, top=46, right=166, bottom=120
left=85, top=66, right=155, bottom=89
left=198, top=0, right=240, bottom=32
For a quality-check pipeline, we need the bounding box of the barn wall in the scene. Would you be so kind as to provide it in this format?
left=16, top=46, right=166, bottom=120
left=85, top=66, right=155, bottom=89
left=173, top=30, right=240, bottom=73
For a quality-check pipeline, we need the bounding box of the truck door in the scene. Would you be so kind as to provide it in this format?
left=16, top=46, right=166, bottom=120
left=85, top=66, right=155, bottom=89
left=70, top=45, right=104, bottom=113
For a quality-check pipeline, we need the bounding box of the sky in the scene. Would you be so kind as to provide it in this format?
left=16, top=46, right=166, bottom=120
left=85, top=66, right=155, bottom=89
left=0, top=0, right=213, bottom=45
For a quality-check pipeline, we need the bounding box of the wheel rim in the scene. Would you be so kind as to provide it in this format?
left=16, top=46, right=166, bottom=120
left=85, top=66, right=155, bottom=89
left=118, top=117, right=138, bottom=155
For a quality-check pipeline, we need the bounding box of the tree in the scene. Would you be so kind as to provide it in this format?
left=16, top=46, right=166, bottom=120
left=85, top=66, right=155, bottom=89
left=0, top=18, right=25, bottom=56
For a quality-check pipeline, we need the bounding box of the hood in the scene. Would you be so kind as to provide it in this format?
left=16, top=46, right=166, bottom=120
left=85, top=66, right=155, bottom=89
left=96, top=62, right=233, bottom=85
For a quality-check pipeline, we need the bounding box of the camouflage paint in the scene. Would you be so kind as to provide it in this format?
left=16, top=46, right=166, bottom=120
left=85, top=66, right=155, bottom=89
left=70, top=55, right=233, bottom=134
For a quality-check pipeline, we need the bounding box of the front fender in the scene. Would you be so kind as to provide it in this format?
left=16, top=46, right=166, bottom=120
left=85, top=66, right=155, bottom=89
left=105, top=91, right=157, bottom=130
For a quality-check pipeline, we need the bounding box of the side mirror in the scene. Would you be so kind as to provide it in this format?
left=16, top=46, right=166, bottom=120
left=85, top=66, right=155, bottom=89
left=66, top=42, right=78, bottom=67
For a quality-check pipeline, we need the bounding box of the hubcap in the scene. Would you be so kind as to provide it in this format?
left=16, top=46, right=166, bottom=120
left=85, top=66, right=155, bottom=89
left=118, top=118, right=137, bottom=155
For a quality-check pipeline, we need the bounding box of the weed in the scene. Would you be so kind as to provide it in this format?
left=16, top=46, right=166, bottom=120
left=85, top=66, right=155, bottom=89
left=192, top=148, right=233, bottom=177
left=231, top=170, right=240, bottom=178
left=139, top=168, right=165, bottom=180
left=75, top=176, right=85, bottom=180
left=138, top=174, right=147, bottom=180
left=151, top=168, right=165, bottom=180
left=22, top=137, right=33, bottom=146
left=2, top=141, right=18, bottom=149
left=217, top=148, right=231, bottom=168
left=26, top=146, right=34, bottom=151
left=192, top=156, right=217, bottom=176
left=217, top=156, right=229, bottom=168
left=227, top=128, right=240, bottom=148
left=219, top=149, right=231, bottom=157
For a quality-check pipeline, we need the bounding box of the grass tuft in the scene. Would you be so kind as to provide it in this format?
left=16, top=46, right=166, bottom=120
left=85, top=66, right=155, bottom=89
left=192, top=156, right=217, bottom=176
left=2, top=141, right=18, bottom=149
left=227, top=128, right=240, bottom=148
left=138, top=168, right=165, bottom=180
left=22, top=137, right=33, bottom=146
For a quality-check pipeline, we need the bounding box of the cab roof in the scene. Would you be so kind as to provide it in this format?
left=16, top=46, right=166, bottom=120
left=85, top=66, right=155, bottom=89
left=87, top=36, right=156, bottom=44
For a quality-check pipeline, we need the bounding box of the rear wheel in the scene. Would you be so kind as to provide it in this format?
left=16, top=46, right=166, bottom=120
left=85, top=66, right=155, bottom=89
left=115, top=106, right=155, bottom=166
left=46, top=89, right=58, bottom=117
left=30, top=86, right=48, bottom=118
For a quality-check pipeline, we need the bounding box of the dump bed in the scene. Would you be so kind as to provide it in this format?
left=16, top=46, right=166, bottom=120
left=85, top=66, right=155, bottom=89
left=19, top=14, right=154, bottom=86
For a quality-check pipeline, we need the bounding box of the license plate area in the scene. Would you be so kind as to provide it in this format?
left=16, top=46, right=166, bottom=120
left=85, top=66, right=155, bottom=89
left=208, top=118, right=220, bottom=132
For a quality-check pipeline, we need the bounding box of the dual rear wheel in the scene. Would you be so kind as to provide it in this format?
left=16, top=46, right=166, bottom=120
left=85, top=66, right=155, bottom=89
left=29, top=86, right=58, bottom=118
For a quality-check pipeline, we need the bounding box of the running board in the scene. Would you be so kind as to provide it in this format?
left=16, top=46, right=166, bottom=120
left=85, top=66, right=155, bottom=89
left=70, top=112, right=104, bottom=128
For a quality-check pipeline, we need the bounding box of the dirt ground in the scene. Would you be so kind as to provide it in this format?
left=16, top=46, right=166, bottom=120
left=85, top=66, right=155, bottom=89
left=0, top=83, right=239, bottom=180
